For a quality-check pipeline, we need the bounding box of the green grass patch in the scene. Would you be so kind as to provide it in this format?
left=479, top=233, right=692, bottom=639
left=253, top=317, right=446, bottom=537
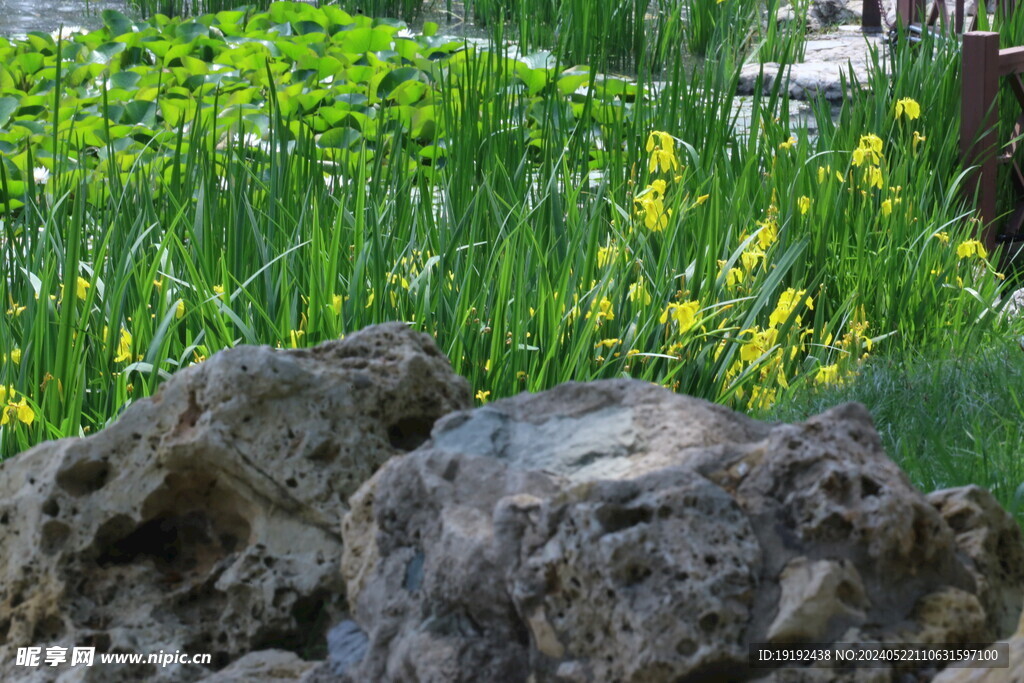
left=759, top=337, right=1024, bottom=524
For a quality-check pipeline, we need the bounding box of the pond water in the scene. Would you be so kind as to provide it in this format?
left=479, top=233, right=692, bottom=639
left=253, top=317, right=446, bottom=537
left=0, top=0, right=129, bottom=38
left=0, top=0, right=489, bottom=39
left=0, top=0, right=832, bottom=142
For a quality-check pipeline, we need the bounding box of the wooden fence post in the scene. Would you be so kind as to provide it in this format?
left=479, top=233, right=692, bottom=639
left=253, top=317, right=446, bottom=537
left=897, top=0, right=923, bottom=25
left=863, top=0, right=882, bottom=32
left=961, top=32, right=1001, bottom=253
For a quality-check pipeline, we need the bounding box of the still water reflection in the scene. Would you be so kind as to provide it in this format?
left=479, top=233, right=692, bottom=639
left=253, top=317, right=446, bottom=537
left=0, top=0, right=127, bottom=38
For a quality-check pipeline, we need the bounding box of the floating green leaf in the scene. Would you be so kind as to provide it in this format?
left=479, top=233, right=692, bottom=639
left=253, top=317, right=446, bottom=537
left=337, top=27, right=392, bottom=53
left=102, top=9, right=133, bottom=38
left=0, top=97, right=19, bottom=128
left=176, top=22, right=209, bottom=43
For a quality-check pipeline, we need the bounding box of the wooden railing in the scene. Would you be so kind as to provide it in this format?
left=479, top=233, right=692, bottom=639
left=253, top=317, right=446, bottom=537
left=862, top=0, right=979, bottom=34
left=962, top=31, right=1024, bottom=252
left=859, top=6, right=1024, bottom=251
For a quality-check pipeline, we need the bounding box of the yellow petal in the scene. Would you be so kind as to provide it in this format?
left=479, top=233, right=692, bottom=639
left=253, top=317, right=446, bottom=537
left=76, top=277, right=90, bottom=300
left=16, top=400, right=34, bottom=425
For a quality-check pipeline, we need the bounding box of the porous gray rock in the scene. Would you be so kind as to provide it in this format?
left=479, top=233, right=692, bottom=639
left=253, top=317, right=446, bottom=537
left=931, top=609, right=1024, bottom=682
left=1001, top=286, right=1024, bottom=319
left=777, top=0, right=862, bottom=30
left=766, top=557, right=869, bottom=642
left=341, top=380, right=1024, bottom=682
left=738, top=29, right=887, bottom=102
left=810, top=0, right=862, bottom=27
left=927, top=485, right=1024, bottom=639
left=199, top=649, right=316, bottom=682
left=0, top=322, right=471, bottom=682
left=4, top=322, right=1021, bottom=682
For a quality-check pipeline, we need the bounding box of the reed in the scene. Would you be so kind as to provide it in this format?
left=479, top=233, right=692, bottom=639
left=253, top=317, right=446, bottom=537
left=0, top=2, right=1014, bottom=468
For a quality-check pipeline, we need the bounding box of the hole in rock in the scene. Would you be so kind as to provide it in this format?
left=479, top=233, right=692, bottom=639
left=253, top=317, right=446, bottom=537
left=596, top=504, right=652, bottom=534
left=821, top=472, right=848, bottom=498
left=32, top=615, right=64, bottom=642
left=946, top=509, right=972, bottom=533
left=860, top=476, right=881, bottom=497
left=699, top=612, right=719, bottom=633
left=441, top=459, right=459, bottom=481
left=308, top=439, right=339, bottom=463
left=387, top=415, right=435, bottom=451
left=42, top=498, right=60, bottom=517
left=252, top=589, right=336, bottom=661
left=41, top=521, right=71, bottom=555
left=56, top=459, right=110, bottom=496
left=93, top=472, right=251, bottom=578
left=814, top=512, right=854, bottom=541
left=621, top=563, right=652, bottom=586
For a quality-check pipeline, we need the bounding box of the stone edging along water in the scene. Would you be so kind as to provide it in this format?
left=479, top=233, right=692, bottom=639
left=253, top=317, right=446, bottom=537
left=738, top=25, right=890, bottom=102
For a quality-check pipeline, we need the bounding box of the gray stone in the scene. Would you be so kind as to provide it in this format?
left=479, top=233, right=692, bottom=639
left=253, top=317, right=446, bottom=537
left=199, top=650, right=317, bottom=682
left=927, top=486, right=1024, bottom=638
left=1001, top=286, right=1024, bottom=320
left=324, top=620, right=369, bottom=675
left=931, top=610, right=1024, bottom=682
left=766, top=557, right=869, bottom=641
left=341, top=379, right=1023, bottom=681
left=0, top=322, right=471, bottom=682
left=739, top=29, right=888, bottom=102
left=780, top=0, right=863, bottom=30
left=4, top=321, right=1021, bottom=682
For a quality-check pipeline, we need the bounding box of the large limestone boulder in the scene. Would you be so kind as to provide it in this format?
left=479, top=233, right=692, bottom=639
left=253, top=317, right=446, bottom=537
left=339, top=379, right=1024, bottom=682
left=926, top=487, right=1024, bottom=683
left=931, top=609, right=1024, bottom=682
left=3, top=321, right=1021, bottom=682
left=0, top=322, right=471, bottom=682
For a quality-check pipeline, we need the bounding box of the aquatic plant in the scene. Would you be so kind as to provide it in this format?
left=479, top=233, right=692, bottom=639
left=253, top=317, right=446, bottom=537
left=0, top=3, right=1013, bottom=461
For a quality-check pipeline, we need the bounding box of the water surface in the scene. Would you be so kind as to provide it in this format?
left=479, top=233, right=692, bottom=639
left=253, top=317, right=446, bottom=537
left=0, top=0, right=127, bottom=38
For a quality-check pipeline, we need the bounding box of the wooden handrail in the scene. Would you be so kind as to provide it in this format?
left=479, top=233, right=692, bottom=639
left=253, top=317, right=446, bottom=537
left=865, top=0, right=977, bottom=35
left=999, top=46, right=1024, bottom=76
left=961, top=31, right=1024, bottom=252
